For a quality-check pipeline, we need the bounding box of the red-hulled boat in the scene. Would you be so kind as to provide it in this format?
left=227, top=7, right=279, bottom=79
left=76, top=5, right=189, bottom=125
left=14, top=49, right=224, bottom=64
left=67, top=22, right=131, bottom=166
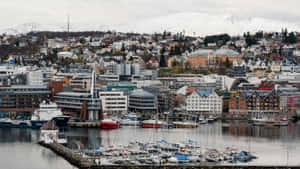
left=141, top=120, right=166, bottom=128
left=100, top=119, right=120, bottom=129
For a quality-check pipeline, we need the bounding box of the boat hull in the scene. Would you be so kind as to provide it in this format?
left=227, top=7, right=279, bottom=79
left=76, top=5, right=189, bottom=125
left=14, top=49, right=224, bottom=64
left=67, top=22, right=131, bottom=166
left=0, top=121, right=13, bottom=127
left=31, top=120, right=48, bottom=129
left=100, top=121, right=120, bottom=129
left=52, top=116, right=71, bottom=129
left=141, top=123, right=164, bottom=128
left=173, top=122, right=197, bottom=128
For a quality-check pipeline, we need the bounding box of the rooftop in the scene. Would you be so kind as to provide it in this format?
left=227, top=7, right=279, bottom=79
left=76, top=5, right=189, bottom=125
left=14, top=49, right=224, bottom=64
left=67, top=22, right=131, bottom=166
left=130, top=89, right=155, bottom=98
left=56, top=92, right=92, bottom=97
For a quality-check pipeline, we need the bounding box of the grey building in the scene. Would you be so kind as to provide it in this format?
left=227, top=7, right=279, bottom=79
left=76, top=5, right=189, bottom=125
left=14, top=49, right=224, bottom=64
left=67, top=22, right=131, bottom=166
left=128, top=89, right=157, bottom=114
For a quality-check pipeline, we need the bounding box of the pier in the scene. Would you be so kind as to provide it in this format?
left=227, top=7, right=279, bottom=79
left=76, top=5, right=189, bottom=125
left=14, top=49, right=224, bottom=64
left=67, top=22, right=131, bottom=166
left=39, top=141, right=298, bottom=169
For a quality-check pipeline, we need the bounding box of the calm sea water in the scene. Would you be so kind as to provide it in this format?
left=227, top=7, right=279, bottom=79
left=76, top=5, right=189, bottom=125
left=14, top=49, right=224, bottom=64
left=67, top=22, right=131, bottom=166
left=1, top=121, right=300, bottom=169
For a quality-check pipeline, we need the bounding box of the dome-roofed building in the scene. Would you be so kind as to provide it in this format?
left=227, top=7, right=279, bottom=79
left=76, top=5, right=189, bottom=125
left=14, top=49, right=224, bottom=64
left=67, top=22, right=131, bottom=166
left=128, top=89, right=157, bottom=113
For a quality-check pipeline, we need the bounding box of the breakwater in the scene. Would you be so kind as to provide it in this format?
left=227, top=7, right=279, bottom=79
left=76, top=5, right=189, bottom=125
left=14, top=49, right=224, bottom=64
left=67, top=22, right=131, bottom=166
left=38, top=141, right=95, bottom=168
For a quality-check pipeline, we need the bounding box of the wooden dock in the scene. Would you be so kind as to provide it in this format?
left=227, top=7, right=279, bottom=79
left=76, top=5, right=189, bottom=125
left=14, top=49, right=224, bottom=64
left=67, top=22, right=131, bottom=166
left=68, top=121, right=101, bottom=128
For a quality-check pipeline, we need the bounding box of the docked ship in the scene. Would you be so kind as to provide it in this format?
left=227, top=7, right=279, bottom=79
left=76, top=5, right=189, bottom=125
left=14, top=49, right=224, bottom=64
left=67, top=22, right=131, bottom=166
left=31, top=101, right=70, bottom=129
left=141, top=120, right=166, bottom=128
left=0, top=118, right=31, bottom=128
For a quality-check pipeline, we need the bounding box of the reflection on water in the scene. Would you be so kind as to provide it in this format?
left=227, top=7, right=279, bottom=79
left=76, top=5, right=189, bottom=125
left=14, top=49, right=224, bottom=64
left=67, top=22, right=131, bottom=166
left=0, top=128, right=74, bottom=169
left=1, top=122, right=300, bottom=167
left=64, top=122, right=300, bottom=166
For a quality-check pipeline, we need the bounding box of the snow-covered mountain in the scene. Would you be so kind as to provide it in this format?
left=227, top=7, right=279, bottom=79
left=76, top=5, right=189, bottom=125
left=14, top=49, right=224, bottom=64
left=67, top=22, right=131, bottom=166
left=1, top=13, right=300, bottom=36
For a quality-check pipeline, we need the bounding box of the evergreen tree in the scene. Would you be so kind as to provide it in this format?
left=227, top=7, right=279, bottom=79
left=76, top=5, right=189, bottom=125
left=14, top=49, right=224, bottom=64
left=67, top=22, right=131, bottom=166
left=225, top=57, right=231, bottom=68
left=159, top=47, right=167, bottom=67
left=287, top=32, right=297, bottom=44
left=121, top=43, right=125, bottom=52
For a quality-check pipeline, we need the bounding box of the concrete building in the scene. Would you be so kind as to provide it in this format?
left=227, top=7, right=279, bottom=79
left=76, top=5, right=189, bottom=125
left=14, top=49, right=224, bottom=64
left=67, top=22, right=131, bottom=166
left=27, top=70, right=52, bottom=86
left=0, top=85, right=51, bottom=117
left=55, top=92, right=101, bottom=120
left=187, top=49, right=241, bottom=68
left=185, top=89, right=223, bottom=115
left=128, top=89, right=157, bottom=113
left=69, top=75, right=91, bottom=93
left=99, top=91, right=128, bottom=114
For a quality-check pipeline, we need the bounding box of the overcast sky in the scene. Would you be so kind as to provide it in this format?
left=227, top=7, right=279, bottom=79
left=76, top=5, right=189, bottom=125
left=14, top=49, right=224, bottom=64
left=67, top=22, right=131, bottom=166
left=1, top=0, right=300, bottom=35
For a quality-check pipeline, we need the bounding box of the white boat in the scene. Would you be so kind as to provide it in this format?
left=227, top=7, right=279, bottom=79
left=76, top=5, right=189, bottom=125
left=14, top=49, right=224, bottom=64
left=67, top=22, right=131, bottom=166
left=168, top=157, right=178, bottom=163
left=199, top=117, right=208, bottom=124
left=252, top=117, right=268, bottom=126
left=207, top=115, right=217, bottom=123
left=120, top=119, right=140, bottom=126
left=173, top=121, right=198, bottom=128
left=31, top=101, right=64, bottom=128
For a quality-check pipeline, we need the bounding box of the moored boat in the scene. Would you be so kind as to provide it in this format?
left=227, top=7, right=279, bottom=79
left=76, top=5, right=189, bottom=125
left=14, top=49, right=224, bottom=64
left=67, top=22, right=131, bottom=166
left=120, top=119, right=140, bottom=126
left=141, top=120, right=166, bottom=128
left=207, top=115, right=217, bottom=123
left=173, top=121, right=198, bottom=128
left=31, top=101, right=69, bottom=129
left=100, top=119, right=120, bottom=129
left=252, top=117, right=268, bottom=126
left=273, top=118, right=289, bottom=126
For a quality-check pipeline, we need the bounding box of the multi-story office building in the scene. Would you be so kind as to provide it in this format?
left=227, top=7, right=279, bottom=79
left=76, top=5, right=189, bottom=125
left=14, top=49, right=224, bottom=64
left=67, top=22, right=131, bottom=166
left=55, top=92, right=101, bottom=120
left=26, top=70, right=53, bottom=86
left=128, top=89, right=157, bottom=113
left=185, top=89, right=223, bottom=115
left=69, top=75, right=91, bottom=93
left=0, top=85, right=51, bottom=117
left=99, top=91, right=128, bottom=114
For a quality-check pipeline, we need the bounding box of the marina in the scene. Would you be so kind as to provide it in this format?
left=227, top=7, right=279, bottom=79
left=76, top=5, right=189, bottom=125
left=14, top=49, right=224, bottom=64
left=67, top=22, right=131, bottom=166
left=2, top=121, right=300, bottom=168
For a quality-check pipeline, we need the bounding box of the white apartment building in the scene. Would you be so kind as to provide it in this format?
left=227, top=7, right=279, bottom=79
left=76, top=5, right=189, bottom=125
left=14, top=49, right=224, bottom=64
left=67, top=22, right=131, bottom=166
left=185, top=89, right=223, bottom=115
left=99, top=91, right=128, bottom=114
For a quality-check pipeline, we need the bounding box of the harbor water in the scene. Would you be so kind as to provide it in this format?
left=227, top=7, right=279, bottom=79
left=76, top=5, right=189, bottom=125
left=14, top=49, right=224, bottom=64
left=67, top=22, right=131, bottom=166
left=1, top=121, right=300, bottom=168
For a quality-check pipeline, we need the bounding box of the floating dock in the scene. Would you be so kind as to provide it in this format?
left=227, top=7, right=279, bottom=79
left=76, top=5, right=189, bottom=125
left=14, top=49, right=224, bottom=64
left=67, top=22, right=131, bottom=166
left=39, top=141, right=299, bottom=169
